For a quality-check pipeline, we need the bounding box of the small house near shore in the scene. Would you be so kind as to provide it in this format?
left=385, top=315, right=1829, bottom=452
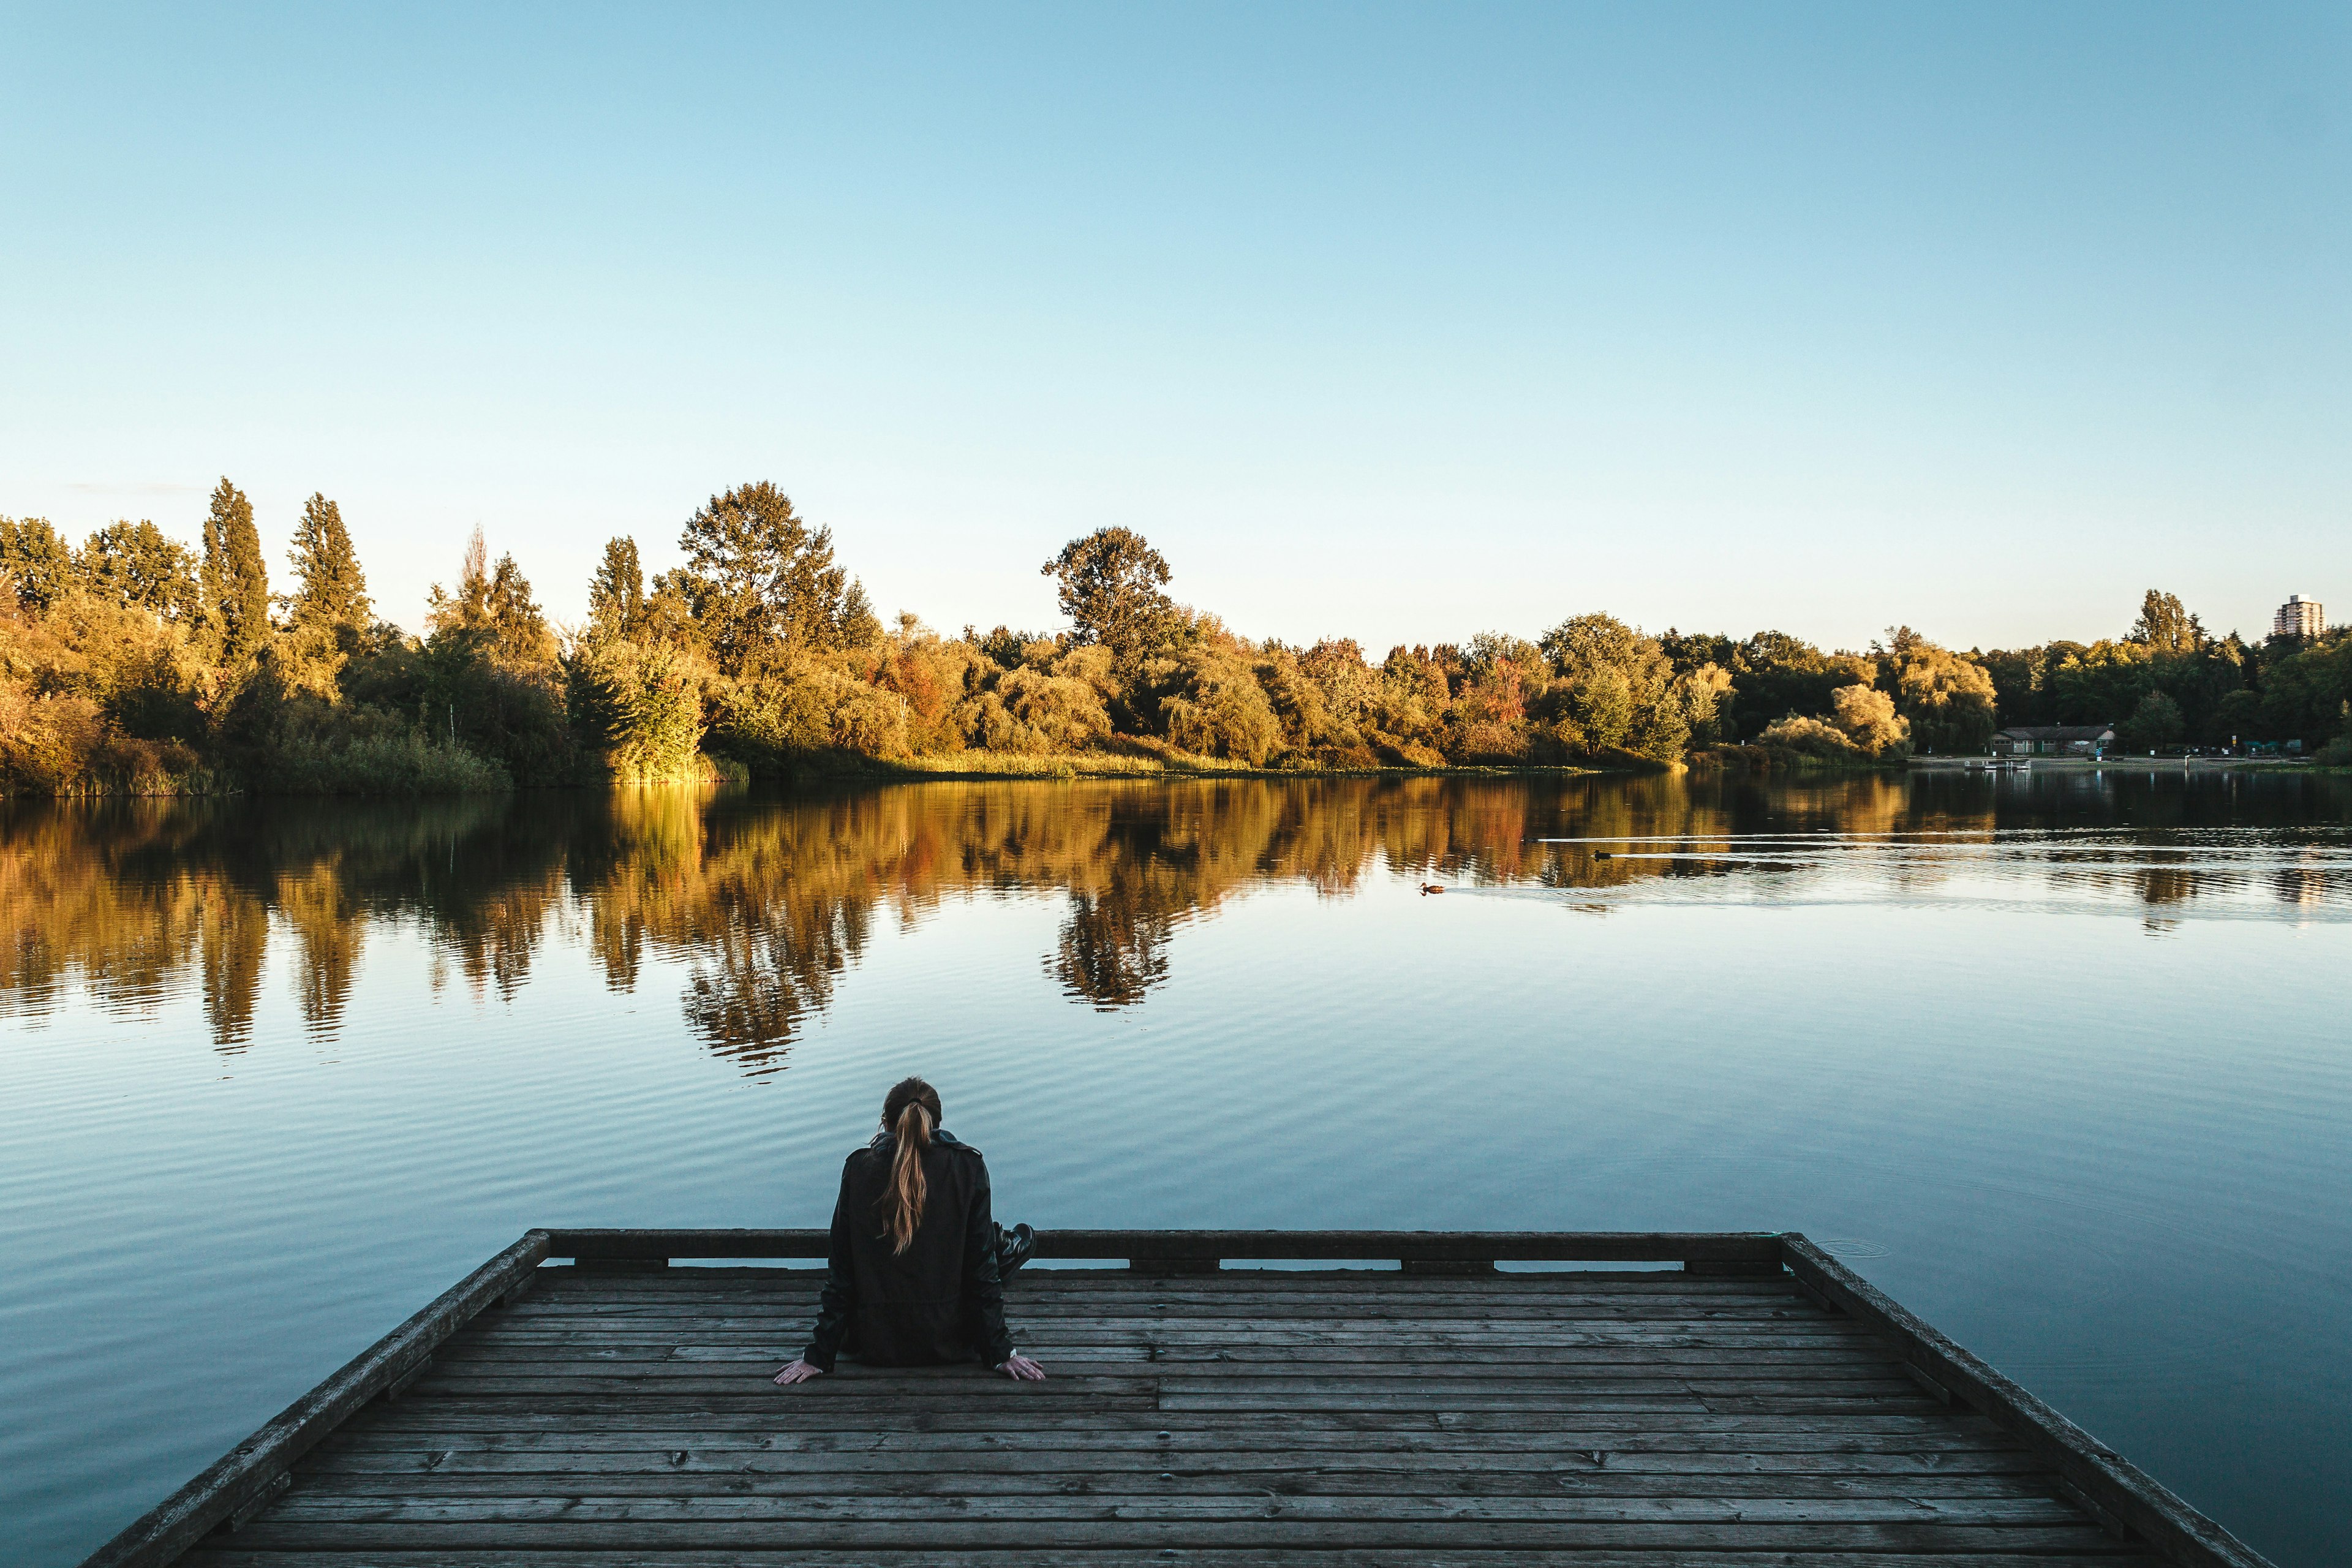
left=1991, top=724, right=2115, bottom=758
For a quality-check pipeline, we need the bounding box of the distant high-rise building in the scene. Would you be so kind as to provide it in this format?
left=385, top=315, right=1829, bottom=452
left=2274, top=595, right=2326, bottom=639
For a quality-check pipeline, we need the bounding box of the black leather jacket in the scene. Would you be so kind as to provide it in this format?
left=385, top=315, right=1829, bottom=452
left=801, top=1129, right=1016, bottom=1372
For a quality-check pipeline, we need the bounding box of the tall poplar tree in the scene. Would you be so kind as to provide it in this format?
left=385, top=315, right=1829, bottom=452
left=200, top=478, right=271, bottom=666
left=586, top=536, right=645, bottom=641
left=285, top=492, right=373, bottom=652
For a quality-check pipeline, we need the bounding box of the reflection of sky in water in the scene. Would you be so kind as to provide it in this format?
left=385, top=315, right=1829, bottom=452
left=1, top=773, right=2348, bottom=1567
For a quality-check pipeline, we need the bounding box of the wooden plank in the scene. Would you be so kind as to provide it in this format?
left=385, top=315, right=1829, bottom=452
left=462, top=1305, right=1849, bottom=1335
left=290, top=1469, right=2058, bottom=1501
left=489, top=1308, right=1843, bottom=1329
left=181, top=1518, right=2138, bottom=1551
left=303, top=1443, right=2052, bottom=1476
left=412, top=1376, right=1927, bottom=1402
left=466, top=1304, right=1851, bottom=1328
left=189, top=1550, right=2165, bottom=1568
left=557, top=1265, right=1791, bottom=1286
left=484, top=1320, right=1842, bottom=1342
left=437, top=1344, right=1901, bottom=1370
left=499, top=1306, right=1838, bottom=1327
left=502, top=1283, right=1814, bottom=1304
left=543, top=1229, right=1786, bottom=1265
left=1778, top=1234, right=2269, bottom=1568
left=486, top=1314, right=1838, bottom=1333
left=1152, top=1381, right=1934, bottom=1401
left=75, top=1232, right=553, bottom=1568
left=500, top=1314, right=1841, bottom=1335
left=471, top=1321, right=1877, bottom=1341
left=354, top=1404, right=2012, bottom=1434
left=529, top=1283, right=1814, bottom=1304
left=323, top=1426, right=2028, bottom=1460
left=512, top=1280, right=1814, bottom=1303
left=468, top=1344, right=1882, bottom=1363
left=386, top=1391, right=1940, bottom=1417
left=419, top=1357, right=1920, bottom=1386
left=998, top=1302, right=1826, bottom=1316
left=617, top=1272, right=1776, bottom=1287
left=260, top=1491, right=2092, bottom=1524
left=455, top=1340, right=1891, bottom=1362
left=514, top=1288, right=1817, bottom=1311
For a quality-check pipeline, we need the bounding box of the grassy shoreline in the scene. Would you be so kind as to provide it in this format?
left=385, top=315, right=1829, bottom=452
left=846, top=753, right=1610, bottom=782
left=0, top=752, right=1626, bottom=797
left=19, top=745, right=2331, bottom=797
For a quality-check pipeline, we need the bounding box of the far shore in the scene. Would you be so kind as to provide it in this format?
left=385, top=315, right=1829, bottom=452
left=1906, top=754, right=2319, bottom=771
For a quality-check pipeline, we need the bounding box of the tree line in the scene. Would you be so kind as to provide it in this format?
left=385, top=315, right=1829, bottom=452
left=3, top=480, right=2349, bottom=794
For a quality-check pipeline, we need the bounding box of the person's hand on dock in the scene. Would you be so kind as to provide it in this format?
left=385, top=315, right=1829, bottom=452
left=998, top=1353, right=1047, bottom=1381
left=772, top=1359, right=825, bottom=1385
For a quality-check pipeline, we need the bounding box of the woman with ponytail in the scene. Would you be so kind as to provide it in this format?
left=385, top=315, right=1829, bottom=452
left=775, top=1077, right=1045, bottom=1384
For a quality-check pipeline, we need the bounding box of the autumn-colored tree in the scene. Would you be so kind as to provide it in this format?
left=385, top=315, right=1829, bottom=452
left=1042, top=527, right=1178, bottom=668
left=1536, top=614, right=1687, bottom=760
left=80, top=521, right=201, bottom=622
left=1727, top=631, right=1875, bottom=740
left=1830, top=684, right=1909, bottom=755
left=2128, top=590, right=2203, bottom=655
left=1879, top=630, right=1996, bottom=753
left=1300, top=639, right=1376, bottom=731
left=0, top=517, right=79, bottom=611
left=1158, top=625, right=1282, bottom=764
left=671, top=482, right=866, bottom=674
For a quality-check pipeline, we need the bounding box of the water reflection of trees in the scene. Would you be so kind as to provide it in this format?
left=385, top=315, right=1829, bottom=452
left=4, top=771, right=2345, bottom=1069
left=1052, top=888, right=1172, bottom=1009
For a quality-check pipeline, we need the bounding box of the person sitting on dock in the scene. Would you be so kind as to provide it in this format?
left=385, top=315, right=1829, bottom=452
left=774, top=1076, right=1046, bottom=1385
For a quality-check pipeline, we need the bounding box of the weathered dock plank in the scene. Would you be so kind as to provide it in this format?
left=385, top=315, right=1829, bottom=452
left=73, top=1231, right=2271, bottom=1568
left=189, top=1554, right=2169, bottom=1568
left=187, top=1556, right=2170, bottom=1568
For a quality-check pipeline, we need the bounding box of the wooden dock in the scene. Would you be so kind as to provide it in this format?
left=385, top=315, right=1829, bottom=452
left=86, top=1230, right=2272, bottom=1568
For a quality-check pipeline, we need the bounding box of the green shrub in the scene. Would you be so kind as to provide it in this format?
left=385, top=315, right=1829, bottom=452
left=1159, top=649, right=1281, bottom=764
left=713, top=660, right=913, bottom=774
left=569, top=638, right=710, bottom=782
left=262, top=732, right=511, bottom=793
left=1757, top=714, right=1863, bottom=759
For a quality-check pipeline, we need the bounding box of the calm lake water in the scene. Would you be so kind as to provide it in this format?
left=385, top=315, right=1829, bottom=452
left=4, top=771, right=2349, bottom=1566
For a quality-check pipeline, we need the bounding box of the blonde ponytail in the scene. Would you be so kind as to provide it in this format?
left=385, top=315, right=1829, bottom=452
left=883, top=1099, right=932, bottom=1253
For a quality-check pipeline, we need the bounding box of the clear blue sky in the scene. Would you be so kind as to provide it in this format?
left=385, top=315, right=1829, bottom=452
left=3, top=3, right=2345, bottom=652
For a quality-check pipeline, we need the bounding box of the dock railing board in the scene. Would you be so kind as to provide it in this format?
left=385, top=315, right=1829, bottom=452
left=77, top=1227, right=2275, bottom=1568
left=538, top=1226, right=1789, bottom=1270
